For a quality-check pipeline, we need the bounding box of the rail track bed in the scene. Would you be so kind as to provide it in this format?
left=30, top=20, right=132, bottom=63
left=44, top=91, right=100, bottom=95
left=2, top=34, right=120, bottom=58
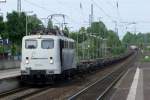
left=18, top=53, right=137, bottom=100
left=0, top=52, right=137, bottom=100
left=0, top=86, right=51, bottom=100
left=68, top=52, right=138, bottom=100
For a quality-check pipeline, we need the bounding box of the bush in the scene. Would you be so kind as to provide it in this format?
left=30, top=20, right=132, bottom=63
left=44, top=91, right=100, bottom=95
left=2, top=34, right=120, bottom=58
left=111, top=46, right=126, bottom=56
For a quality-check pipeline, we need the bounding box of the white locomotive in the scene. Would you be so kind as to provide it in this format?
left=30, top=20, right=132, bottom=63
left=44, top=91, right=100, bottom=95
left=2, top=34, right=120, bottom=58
left=129, top=45, right=138, bottom=50
left=21, top=34, right=76, bottom=84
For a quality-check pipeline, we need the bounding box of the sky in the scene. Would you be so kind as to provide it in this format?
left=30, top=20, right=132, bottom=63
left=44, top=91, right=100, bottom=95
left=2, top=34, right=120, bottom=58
left=0, top=0, right=150, bottom=39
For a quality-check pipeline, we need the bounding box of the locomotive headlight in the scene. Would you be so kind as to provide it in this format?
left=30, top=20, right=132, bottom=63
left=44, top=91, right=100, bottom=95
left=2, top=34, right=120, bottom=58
left=50, top=57, right=53, bottom=64
left=26, top=60, right=29, bottom=64
left=25, top=57, right=29, bottom=64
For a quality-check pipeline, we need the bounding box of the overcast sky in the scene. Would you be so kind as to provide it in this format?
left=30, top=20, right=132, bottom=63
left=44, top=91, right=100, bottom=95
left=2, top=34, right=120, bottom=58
left=0, top=0, right=150, bottom=39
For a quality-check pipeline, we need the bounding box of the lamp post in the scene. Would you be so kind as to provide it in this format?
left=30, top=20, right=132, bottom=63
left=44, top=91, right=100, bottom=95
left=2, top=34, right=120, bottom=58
left=25, top=11, right=33, bottom=36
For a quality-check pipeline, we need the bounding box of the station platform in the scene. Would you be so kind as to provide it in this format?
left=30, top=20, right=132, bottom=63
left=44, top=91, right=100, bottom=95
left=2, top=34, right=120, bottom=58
left=107, top=61, right=150, bottom=100
left=0, top=68, right=20, bottom=79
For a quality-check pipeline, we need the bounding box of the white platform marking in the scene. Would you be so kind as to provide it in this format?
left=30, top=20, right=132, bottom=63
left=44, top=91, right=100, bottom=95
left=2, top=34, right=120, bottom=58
left=135, top=68, right=143, bottom=100
left=0, top=69, right=20, bottom=79
left=127, top=67, right=140, bottom=100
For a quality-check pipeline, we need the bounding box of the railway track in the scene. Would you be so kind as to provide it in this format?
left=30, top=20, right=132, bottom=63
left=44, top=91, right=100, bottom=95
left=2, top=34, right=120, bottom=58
left=0, top=52, right=136, bottom=100
left=0, top=87, right=29, bottom=98
left=68, top=52, right=138, bottom=100
left=0, top=86, right=51, bottom=100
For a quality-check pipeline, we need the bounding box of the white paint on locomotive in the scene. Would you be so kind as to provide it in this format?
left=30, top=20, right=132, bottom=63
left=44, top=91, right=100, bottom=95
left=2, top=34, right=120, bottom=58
left=21, top=35, right=76, bottom=83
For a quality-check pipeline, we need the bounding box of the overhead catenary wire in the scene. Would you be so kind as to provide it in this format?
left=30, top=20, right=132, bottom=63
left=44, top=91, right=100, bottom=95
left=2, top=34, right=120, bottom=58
left=115, top=0, right=122, bottom=22
left=24, top=0, right=55, bottom=14
left=91, top=0, right=118, bottom=22
left=23, top=0, right=122, bottom=32
left=24, top=0, right=70, bottom=29
left=91, top=0, right=120, bottom=36
left=105, top=0, right=116, bottom=8
left=55, top=0, right=88, bottom=28
left=97, top=0, right=117, bottom=14
left=93, top=0, right=122, bottom=22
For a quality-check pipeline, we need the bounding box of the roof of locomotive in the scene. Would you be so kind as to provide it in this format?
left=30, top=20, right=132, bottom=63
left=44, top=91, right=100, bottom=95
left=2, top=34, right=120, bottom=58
left=22, top=35, right=74, bottom=42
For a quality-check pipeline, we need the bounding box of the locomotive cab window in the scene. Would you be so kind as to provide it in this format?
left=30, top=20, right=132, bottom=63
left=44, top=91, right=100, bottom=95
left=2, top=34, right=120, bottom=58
left=41, top=39, right=54, bottom=49
left=25, top=40, right=37, bottom=49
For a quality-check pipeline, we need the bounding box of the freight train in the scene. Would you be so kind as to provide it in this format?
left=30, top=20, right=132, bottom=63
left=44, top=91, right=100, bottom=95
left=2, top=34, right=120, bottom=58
left=21, top=31, right=133, bottom=84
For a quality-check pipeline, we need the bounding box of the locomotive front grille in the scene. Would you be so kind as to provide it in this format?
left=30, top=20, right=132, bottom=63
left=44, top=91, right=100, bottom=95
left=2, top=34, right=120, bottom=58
left=30, top=70, right=46, bottom=75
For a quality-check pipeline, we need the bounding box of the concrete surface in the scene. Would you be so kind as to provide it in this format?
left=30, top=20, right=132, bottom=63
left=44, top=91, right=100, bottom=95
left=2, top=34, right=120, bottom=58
left=107, top=61, right=150, bottom=100
left=0, top=60, right=20, bottom=70
left=0, top=68, right=20, bottom=79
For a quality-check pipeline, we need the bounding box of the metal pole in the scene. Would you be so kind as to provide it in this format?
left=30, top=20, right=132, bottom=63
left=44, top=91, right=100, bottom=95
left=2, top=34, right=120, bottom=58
left=88, top=34, right=90, bottom=59
left=104, top=39, right=106, bottom=57
left=88, top=33, right=90, bottom=60
left=103, top=39, right=107, bottom=57
left=91, top=36, right=93, bottom=59
left=88, top=44, right=90, bottom=60
left=95, top=37, right=98, bottom=58
left=25, top=11, right=33, bottom=36
left=26, top=15, right=27, bottom=35
left=77, top=33, right=79, bottom=62
left=93, top=36, right=94, bottom=59
left=105, top=40, right=106, bottom=57
left=101, top=39, right=104, bottom=58
left=17, top=0, right=21, bottom=16
left=105, top=40, right=107, bottom=57
left=82, top=32, right=85, bottom=60
left=93, top=37, right=95, bottom=59
left=93, top=36, right=95, bottom=59
left=99, top=37, right=101, bottom=58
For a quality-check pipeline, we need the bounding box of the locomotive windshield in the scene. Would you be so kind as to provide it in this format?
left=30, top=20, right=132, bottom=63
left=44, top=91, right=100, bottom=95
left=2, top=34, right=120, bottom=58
left=25, top=40, right=37, bottom=49
left=41, top=39, right=54, bottom=49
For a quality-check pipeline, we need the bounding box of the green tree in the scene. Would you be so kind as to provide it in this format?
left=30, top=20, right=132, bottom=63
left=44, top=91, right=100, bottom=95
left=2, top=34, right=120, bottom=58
left=122, top=32, right=150, bottom=49
left=6, top=11, right=43, bottom=55
left=63, top=26, right=69, bottom=37
left=69, top=27, right=87, bottom=43
left=6, top=11, right=43, bottom=44
left=47, top=19, right=53, bottom=29
left=27, top=14, right=43, bottom=33
left=0, top=16, right=5, bottom=36
left=87, top=21, right=108, bottom=38
left=122, top=32, right=137, bottom=45
left=107, top=30, right=125, bottom=55
left=107, top=30, right=121, bottom=47
left=6, top=11, right=26, bottom=44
